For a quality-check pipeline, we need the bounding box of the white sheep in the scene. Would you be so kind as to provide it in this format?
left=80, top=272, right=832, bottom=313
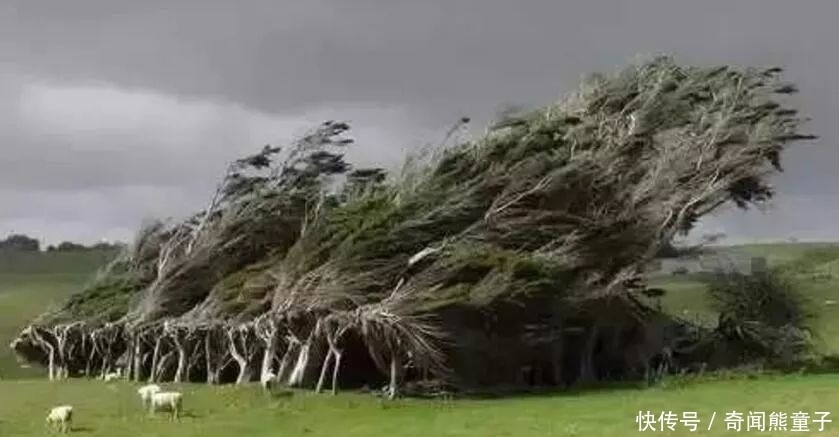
left=46, top=405, right=73, bottom=433
left=137, top=384, right=162, bottom=409
left=149, top=391, right=183, bottom=420
left=260, top=370, right=276, bottom=391
left=103, top=368, right=122, bottom=382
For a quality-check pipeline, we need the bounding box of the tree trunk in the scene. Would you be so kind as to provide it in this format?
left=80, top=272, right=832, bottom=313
left=186, top=357, right=195, bottom=382
left=276, top=343, right=295, bottom=383
left=234, top=357, right=250, bottom=384
left=155, top=352, right=174, bottom=381
left=125, top=338, right=133, bottom=380
left=174, top=350, right=186, bottom=383
left=133, top=337, right=144, bottom=381
left=47, top=348, right=56, bottom=381
left=288, top=342, right=310, bottom=387
left=323, top=327, right=344, bottom=395
left=31, top=329, right=57, bottom=381
left=102, top=333, right=115, bottom=377
left=259, top=330, right=278, bottom=384
left=205, top=333, right=217, bottom=385
left=185, top=341, right=201, bottom=382
left=387, top=354, right=402, bottom=400
left=85, top=343, right=96, bottom=378
left=227, top=330, right=250, bottom=385
left=54, top=327, right=70, bottom=380
left=315, top=349, right=334, bottom=393
left=213, top=365, right=226, bottom=384
left=149, top=338, right=162, bottom=383
left=173, top=335, right=186, bottom=383
left=331, top=349, right=343, bottom=395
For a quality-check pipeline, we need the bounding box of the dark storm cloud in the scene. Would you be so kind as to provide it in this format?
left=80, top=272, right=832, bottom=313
left=4, top=1, right=836, bottom=120
left=1, top=0, right=837, bottom=243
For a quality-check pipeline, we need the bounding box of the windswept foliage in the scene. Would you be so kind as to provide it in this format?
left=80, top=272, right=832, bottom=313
left=12, top=56, right=816, bottom=394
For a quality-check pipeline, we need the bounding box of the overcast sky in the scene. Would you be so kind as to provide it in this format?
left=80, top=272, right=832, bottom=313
left=1, top=0, right=837, bottom=246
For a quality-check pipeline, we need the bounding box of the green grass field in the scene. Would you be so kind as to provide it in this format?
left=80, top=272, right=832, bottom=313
left=3, top=375, right=839, bottom=436
left=3, top=243, right=839, bottom=436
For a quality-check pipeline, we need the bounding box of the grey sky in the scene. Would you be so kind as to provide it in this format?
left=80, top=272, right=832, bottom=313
left=1, top=0, right=837, bottom=245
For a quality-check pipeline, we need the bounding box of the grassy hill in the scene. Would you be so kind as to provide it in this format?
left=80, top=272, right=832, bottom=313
left=0, top=249, right=118, bottom=378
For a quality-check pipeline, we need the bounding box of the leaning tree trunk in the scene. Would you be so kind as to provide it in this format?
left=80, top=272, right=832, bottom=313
left=185, top=339, right=203, bottom=382
left=29, top=327, right=57, bottom=381
left=260, top=339, right=277, bottom=384
left=387, top=353, right=403, bottom=400
left=174, top=343, right=187, bottom=383
left=316, top=349, right=334, bottom=393
left=85, top=338, right=98, bottom=378
left=149, top=337, right=163, bottom=383
left=172, top=329, right=188, bottom=383
left=256, top=317, right=279, bottom=385
left=287, top=342, right=311, bottom=387
left=331, top=348, right=343, bottom=395
left=89, top=330, right=106, bottom=379
left=275, top=342, right=296, bottom=383
left=288, top=323, right=326, bottom=389
left=155, top=351, right=174, bottom=381
left=317, top=325, right=345, bottom=395
left=226, top=327, right=252, bottom=385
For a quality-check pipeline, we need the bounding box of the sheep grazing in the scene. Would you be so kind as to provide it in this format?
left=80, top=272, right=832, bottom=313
left=46, top=405, right=73, bottom=433
left=149, top=391, right=183, bottom=420
left=103, top=368, right=122, bottom=382
left=137, top=384, right=162, bottom=409
left=260, top=370, right=276, bottom=391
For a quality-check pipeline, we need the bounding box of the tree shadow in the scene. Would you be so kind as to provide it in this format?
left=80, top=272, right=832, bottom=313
left=450, top=380, right=651, bottom=401
left=268, top=389, right=295, bottom=399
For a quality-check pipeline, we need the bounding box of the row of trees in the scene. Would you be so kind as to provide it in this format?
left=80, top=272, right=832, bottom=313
left=0, top=234, right=123, bottom=253
left=10, top=57, right=819, bottom=396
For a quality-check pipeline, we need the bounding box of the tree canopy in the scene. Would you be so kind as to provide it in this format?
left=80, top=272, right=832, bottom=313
left=0, top=234, right=40, bottom=252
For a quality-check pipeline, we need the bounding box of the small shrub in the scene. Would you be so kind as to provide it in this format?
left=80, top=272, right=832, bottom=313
left=672, top=267, right=689, bottom=275
left=705, top=268, right=816, bottom=368
left=707, top=269, right=814, bottom=329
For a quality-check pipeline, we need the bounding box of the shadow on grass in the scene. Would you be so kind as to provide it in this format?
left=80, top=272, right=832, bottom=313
left=267, top=389, right=295, bottom=399
left=144, top=411, right=201, bottom=421
left=798, top=354, right=839, bottom=375
left=453, top=380, right=650, bottom=401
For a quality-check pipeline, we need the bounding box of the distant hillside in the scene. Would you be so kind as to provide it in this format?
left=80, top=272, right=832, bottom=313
left=649, top=241, right=839, bottom=353
left=648, top=242, right=839, bottom=276
left=0, top=248, right=119, bottom=377
left=0, top=248, right=118, bottom=277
